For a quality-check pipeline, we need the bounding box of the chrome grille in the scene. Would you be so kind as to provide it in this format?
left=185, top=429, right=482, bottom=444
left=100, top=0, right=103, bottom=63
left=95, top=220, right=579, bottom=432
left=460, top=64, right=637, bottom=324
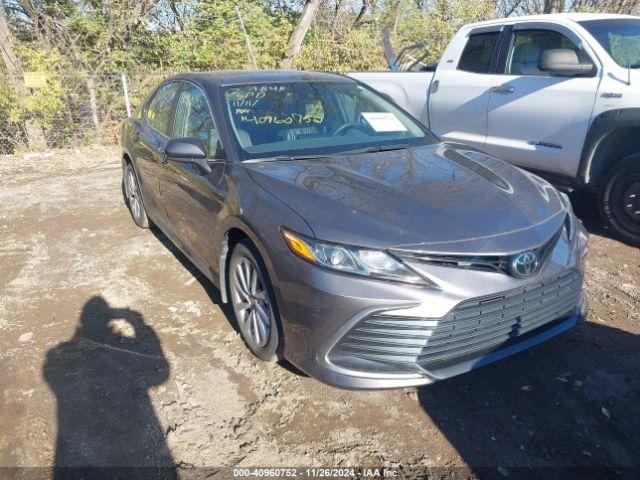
left=328, top=270, right=582, bottom=373
left=390, top=220, right=565, bottom=276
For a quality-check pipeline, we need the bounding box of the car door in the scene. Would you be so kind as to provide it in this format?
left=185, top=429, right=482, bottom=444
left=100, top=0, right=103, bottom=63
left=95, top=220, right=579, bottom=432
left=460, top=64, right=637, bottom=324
left=159, top=81, right=228, bottom=272
left=428, top=26, right=502, bottom=151
left=485, top=24, right=601, bottom=178
left=133, top=81, right=180, bottom=219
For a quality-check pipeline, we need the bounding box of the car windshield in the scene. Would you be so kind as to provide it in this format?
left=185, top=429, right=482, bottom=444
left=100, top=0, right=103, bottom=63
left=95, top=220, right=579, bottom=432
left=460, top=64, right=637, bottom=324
left=579, top=18, right=640, bottom=67
left=222, top=81, right=436, bottom=161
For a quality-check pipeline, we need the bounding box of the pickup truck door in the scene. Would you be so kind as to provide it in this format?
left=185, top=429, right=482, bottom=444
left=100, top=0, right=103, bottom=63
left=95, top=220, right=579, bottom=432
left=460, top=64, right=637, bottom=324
left=484, top=24, right=601, bottom=178
left=428, top=26, right=502, bottom=151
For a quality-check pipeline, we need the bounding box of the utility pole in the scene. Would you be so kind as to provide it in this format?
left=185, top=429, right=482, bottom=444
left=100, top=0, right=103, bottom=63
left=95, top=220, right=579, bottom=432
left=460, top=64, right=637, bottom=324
left=121, top=72, right=131, bottom=117
left=236, top=6, right=257, bottom=69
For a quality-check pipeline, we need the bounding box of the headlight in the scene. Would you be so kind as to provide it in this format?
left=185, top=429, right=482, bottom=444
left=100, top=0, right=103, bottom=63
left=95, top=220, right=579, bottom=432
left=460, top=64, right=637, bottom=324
left=558, top=193, right=589, bottom=258
left=558, top=191, right=572, bottom=209
left=281, top=229, right=428, bottom=285
left=562, top=212, right=574, bottom=242
left=558, top=192, right=578, bottom=240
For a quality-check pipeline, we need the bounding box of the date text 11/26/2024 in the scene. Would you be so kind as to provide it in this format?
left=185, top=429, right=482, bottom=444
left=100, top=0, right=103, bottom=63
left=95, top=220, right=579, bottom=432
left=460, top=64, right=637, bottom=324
left=232, top=468, right=399, bottom=478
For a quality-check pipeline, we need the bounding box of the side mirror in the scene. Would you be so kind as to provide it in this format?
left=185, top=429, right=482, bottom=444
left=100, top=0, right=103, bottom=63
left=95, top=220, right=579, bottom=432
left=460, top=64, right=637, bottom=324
left=163, top=138, right=211, bottom=174
left=538, top=49, right=594, bottom=77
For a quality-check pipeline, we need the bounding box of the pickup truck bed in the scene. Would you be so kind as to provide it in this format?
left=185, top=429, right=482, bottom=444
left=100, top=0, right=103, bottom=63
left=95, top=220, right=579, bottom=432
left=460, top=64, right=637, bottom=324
left=348, top=72, right=434, bottom=127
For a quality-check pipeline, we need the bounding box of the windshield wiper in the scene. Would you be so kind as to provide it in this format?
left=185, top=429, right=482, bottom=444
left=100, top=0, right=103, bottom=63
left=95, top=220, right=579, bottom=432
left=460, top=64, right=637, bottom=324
left=248, top=154, right=336, bottom=163
left=342, top=144, right=411, bottom=155
left=246, top=144, right=412, bottom=163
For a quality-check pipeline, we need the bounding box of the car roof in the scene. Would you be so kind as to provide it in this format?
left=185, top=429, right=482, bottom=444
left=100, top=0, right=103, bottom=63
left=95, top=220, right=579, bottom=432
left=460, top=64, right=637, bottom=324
left=168, top=70, right=355, bottom=89
left=464, top=12, right=640, bottom=29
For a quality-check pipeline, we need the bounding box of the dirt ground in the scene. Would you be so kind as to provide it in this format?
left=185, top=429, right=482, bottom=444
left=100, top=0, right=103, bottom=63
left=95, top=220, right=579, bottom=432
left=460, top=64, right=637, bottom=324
left=0, top=146, right=639, bottom=479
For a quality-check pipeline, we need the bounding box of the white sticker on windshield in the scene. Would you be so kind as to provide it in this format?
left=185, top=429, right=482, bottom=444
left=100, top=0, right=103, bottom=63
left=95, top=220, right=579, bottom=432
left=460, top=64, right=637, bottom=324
left=361, top=112, right=408, bottom=132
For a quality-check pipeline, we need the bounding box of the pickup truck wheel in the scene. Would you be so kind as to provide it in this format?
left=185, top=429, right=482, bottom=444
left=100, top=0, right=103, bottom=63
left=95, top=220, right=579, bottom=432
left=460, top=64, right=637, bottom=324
left=228, top=240, right=281, bottom=362
left=599, top=155, right=640, bottom=247
left=123, top=163, right=149, bottom=229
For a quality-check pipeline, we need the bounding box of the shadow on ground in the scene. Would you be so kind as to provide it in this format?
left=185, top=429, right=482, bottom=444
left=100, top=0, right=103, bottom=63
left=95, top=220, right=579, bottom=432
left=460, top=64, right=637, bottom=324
left=417, top=321, right=640, bottom=479
left=43, top=296, right=178, bottom=479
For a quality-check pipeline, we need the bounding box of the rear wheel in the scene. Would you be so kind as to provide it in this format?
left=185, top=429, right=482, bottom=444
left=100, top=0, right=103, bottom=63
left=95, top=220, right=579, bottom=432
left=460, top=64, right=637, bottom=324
left=123, top=162, right=149, bottom=229
left=228, top=240, right=280, bottom=362
left=599, top=155, right=640, bottom=247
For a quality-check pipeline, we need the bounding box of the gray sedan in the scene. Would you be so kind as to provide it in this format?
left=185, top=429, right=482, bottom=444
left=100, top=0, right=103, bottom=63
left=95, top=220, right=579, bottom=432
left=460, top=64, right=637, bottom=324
left=121, top=70, right=588, bottom=389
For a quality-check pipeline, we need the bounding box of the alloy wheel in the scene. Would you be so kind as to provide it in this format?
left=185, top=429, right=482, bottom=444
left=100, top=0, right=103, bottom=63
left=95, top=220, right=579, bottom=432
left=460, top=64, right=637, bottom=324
left=126, top=168, right=142, bottom=222
left=231, top=257, right=271, bottom=348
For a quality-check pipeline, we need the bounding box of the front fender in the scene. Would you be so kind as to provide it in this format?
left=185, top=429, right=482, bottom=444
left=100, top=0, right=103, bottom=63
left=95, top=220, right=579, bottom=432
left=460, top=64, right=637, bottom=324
left=579, top=108, right=640, bottom=185
left=214, top=168, right=314, bottom=304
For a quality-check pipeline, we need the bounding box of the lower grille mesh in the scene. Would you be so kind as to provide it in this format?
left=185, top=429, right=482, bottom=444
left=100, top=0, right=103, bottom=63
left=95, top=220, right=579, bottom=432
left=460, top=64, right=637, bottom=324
left=329, top=271, right=582, bottom=373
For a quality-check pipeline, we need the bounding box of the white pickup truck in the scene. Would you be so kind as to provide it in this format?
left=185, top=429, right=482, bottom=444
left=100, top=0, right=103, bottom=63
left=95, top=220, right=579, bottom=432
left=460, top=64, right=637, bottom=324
left=350, top=13, right=640, bottom=246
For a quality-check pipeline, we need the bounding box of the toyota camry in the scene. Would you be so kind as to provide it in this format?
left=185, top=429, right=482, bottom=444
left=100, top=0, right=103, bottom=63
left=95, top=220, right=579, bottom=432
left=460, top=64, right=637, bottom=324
left=121, top=71, right=588, bottom=389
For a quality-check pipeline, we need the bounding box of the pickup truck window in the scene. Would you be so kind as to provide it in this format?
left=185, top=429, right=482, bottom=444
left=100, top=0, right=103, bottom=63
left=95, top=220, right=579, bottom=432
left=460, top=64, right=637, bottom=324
left=579, top=18, right=640, bottom=68
left=223, top=82, right=435, bottom=161
left=458, top=32, right=500, bottom=74
left=505, top=29, right=591, bottom=76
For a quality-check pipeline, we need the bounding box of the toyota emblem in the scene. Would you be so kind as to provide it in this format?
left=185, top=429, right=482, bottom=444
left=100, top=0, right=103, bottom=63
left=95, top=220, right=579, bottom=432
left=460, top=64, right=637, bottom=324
left=510, top=251, right=539, bottom=278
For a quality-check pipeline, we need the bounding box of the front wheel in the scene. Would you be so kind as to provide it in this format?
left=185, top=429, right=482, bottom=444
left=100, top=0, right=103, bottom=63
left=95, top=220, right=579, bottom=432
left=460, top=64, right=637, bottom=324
left=228, top=240, right=281, bottom=362
left=599, top=155, right=640, bottom=247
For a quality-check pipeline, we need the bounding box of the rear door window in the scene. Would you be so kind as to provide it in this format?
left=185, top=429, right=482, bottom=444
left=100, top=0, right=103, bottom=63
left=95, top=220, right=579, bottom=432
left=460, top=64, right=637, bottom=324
left=458, top=32, right=500, bottom=73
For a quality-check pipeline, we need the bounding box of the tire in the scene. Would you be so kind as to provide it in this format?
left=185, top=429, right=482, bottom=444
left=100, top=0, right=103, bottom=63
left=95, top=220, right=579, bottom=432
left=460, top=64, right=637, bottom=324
left=228, top=240, right=281, bottom=362
left=123, top=162, right=149, bottom=229
left=599, top=155, right=640, bottom=247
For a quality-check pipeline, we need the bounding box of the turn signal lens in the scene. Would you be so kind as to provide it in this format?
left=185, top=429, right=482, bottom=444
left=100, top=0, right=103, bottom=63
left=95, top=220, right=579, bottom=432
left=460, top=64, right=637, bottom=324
left=282, top=230, right=316, bottom=263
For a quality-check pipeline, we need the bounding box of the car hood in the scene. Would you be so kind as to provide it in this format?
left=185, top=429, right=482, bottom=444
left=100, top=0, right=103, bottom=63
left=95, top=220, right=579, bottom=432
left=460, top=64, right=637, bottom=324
left=245, top=143, right=567, bottom=255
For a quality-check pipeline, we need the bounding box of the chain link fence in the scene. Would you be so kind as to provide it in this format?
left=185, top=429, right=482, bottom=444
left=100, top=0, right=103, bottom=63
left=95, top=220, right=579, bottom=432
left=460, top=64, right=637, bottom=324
left=0, top=66, right=259, bottom=154
left=0, top=3, right=395, bottom=155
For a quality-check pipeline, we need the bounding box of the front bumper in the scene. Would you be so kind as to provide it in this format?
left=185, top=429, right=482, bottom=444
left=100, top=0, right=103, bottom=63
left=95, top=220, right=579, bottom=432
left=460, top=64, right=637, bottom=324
left=271, top=222, right=588, bottom=390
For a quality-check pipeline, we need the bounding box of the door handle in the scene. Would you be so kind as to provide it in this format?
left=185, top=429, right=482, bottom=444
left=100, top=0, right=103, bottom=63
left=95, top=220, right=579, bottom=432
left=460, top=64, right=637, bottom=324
left=490, top=85, right=515, bottom=94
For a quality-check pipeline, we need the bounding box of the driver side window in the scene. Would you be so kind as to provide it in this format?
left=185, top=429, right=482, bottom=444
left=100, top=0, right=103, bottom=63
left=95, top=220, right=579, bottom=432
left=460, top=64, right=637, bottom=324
left=146, top=82, right=179, bottom=135
left=505, top=29, right=592, bottom=76
left=172, top=83, right=221, bottom=158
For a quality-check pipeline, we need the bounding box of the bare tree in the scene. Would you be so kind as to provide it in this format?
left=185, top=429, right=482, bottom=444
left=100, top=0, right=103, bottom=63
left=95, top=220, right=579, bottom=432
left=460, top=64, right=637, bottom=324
left=0, top=4, right=47, bottom=150
left=13, top=0, right=161, bottom=140
left=354, top=0, right=371, bottom=27
left=169, top=0, right=184, bottom=31
left=280, top=0, right=322, bottom=70
left=544, top=0, right=565, bottom=13
left=391, top=0, right=407, bottom=35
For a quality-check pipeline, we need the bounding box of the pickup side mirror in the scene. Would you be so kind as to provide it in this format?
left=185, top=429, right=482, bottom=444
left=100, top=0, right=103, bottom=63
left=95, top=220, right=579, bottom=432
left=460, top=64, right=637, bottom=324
left=163, top=137, right=211, bottom=175
left=538, top=49, right=594, bottom=77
